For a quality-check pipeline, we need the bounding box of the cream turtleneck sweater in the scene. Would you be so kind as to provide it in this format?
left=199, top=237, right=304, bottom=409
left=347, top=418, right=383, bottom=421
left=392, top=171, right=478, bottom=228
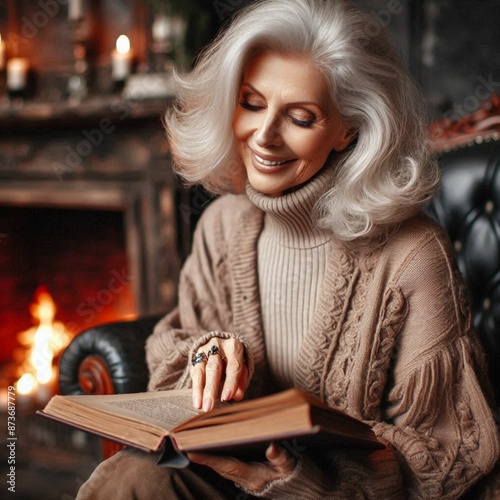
left=246, top=167, right=334, bottom=388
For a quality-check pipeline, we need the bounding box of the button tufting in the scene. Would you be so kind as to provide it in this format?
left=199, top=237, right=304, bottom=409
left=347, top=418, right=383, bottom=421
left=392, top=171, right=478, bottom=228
left=424, top=139, right=500, bottom=403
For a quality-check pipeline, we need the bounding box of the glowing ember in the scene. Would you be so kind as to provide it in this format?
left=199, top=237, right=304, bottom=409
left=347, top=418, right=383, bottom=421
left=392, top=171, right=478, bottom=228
left=15, top=287, right=73, bottom=397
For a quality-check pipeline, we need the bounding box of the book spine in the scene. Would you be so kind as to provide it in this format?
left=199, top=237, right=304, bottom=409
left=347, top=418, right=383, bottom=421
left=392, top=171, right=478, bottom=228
left=156, top=437, right=190, bottom=469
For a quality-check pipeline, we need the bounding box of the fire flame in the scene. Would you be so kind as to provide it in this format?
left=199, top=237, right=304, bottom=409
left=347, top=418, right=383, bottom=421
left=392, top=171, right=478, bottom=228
left=16, top=287, right=72, bottom=396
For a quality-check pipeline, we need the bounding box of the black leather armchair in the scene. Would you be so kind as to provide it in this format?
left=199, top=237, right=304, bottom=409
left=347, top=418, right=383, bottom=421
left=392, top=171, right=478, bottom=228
left=425, top=140, right=500, bottom=405
left=58, top=99, right=500, bottom=464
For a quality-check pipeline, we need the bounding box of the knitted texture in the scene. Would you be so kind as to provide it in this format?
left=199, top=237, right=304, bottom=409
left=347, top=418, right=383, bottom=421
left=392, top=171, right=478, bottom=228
left=145, top=188, right=499, bottom=499
left=247, top=168, right=333, bottom=388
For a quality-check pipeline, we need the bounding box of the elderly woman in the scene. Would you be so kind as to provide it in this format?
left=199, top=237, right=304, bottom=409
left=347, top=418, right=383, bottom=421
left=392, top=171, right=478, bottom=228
left=77, top=0, right=499, bottom=498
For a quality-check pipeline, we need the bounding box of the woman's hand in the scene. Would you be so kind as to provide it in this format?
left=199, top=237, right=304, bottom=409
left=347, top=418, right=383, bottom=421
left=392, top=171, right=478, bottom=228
left=190, top=337, right=249, bottom=411
left=188, top=443, right=296, bottom=493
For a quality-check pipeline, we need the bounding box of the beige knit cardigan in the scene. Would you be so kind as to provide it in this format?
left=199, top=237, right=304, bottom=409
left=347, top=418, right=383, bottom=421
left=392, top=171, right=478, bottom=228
left=146, top=193, right=499, bottom=499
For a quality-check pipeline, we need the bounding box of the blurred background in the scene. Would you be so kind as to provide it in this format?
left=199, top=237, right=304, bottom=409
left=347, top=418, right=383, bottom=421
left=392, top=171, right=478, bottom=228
left=0, top=0, right=498, bottom=498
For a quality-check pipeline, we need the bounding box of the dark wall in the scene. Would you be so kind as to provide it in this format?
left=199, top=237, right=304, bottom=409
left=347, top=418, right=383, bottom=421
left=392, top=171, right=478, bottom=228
left=340, top=0, right=499, bottom=119
left=413, top=0, right=500, bottom=119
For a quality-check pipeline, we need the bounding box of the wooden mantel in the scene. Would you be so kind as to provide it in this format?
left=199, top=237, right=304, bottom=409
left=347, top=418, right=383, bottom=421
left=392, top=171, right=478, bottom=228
left=0, top=94, right=173, bottom=131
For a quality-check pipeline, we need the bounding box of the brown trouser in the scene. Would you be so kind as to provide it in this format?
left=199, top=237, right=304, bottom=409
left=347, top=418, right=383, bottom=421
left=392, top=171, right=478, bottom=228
left=76, top=447, right=257, bottom=500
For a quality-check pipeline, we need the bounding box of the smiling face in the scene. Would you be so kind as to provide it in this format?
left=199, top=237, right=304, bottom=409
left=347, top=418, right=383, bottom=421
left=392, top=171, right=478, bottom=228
left=232, top=52, right=352, bottom=197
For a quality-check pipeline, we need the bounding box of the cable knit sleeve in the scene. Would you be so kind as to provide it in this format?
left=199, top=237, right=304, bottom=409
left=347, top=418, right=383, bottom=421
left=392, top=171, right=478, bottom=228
left=370, top=231, right=500, bottom=499
left=146, top=197, right=246, bottom=392
left=372, top=338, right=498, bottom=498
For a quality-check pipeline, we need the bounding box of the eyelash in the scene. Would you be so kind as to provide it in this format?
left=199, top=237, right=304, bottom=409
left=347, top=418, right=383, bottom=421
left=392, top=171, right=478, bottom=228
left=238, top=99, right=315, bottom=129
left=291, top=117, right=315, bottom=128
left=239, top=100, right=262, bottom=112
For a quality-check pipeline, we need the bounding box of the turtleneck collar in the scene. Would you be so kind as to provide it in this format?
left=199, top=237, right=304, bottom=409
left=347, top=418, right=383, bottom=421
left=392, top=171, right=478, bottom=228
left=245, top=164, right=335, bottom=249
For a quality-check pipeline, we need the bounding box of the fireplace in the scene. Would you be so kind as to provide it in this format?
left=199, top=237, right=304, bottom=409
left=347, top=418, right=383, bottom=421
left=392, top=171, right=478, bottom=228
left=0, top=99, right=182, bottom=392
left=0, top=98, right=186, bottom=497
left=0, top=205, right=136, bottom=365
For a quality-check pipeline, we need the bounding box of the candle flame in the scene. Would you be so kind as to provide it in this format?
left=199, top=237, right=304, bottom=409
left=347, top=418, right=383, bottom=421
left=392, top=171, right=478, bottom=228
left=116, top=35, right=130, bottom=54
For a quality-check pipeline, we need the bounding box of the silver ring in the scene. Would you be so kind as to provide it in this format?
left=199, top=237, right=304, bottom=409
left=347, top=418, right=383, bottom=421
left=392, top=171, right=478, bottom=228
left=191, top=351, right=208, bottom=366
left=207, top=345, right=225, bottom=361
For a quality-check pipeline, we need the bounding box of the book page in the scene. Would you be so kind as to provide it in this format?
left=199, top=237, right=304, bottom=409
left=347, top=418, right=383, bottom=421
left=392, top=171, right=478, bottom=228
left=44, top=389, right=231, bottom=441
left=57, top=390, right=199, bottom=430
left=42, top=389, right=203, bottom=451
left=106, top=394, right=200, bottom=428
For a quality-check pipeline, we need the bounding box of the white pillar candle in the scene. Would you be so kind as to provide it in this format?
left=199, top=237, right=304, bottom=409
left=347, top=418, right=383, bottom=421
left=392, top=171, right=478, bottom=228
left=68, top=0, right=84, bottom=21
left=6, top=58, right=29, bottom=91
left=0, top=34, right=5, bottom=71
left=111, top=35, right=133, bottom=81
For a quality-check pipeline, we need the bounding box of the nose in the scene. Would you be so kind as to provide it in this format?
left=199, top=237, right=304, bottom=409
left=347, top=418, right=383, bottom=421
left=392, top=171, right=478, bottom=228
left=254, top=110, right=282, bottom=148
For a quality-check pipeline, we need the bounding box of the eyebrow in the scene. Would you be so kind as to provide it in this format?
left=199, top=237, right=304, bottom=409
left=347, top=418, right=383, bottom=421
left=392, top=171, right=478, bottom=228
left=240, top=82, right=326, bottom=112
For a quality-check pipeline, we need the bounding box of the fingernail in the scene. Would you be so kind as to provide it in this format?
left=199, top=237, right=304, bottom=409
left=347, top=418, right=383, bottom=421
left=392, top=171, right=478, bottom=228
left=194, top=396, right=201, bottom=409
left=202, top=397, right=212, bottom=412
left=221, top=389, right=231, bottom=402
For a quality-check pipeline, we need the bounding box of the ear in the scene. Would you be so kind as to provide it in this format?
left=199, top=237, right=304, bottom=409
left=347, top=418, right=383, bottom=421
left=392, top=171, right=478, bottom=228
left=333, top=126, right=357, bottom=152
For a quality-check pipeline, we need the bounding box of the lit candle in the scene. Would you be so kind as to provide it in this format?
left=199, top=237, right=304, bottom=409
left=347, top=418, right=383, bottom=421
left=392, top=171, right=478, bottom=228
left=0, top=34, right=5, bottom=71
left=111, top=35, right=133, bottom=82
left=68, top=0, right=84, bottom=21
left=6, top=58, right=29, bottom=92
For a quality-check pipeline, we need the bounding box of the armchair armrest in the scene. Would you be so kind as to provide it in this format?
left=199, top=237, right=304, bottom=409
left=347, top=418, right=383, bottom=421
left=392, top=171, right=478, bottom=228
left=58, top=314, right=164, bottom=397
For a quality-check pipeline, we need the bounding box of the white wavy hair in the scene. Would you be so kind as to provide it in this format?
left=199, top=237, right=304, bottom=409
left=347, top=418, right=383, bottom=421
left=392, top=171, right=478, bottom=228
left=165, top=0, right=440, bottom=241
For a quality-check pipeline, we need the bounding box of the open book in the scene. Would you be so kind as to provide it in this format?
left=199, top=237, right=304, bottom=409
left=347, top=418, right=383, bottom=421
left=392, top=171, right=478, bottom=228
left=38, top=388, right=384, bottom=467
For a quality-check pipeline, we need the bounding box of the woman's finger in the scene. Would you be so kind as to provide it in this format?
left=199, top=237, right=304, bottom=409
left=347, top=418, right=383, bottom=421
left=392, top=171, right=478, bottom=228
left=232, top=365, right=249, bottom=401
left=265, top=443, right=296, bottom=475
left=220, top=339, right=247, bottom=402
left=190, top=351, right=208, bottom=409
left=188, top=445, right=296, bottom=492
left=202, top=342, right=225, bottom=411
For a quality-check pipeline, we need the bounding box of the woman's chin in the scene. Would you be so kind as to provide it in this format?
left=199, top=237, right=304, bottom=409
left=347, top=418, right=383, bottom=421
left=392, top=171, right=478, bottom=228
left=248, top=183, right=283, bottom=197
left=245, top=165, right=295, bottom=197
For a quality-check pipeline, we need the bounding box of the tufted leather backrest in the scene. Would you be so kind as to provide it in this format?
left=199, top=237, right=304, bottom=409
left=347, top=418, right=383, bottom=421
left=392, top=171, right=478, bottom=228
left=425, top=139, right=500, bottom=403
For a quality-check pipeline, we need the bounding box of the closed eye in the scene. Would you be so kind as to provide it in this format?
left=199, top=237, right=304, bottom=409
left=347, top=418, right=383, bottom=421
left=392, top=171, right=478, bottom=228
left=288, top=110, right=316, bottom=128
left=239, top=100, right=264, bottom=112
left=290, top=116, right=315, bottom=128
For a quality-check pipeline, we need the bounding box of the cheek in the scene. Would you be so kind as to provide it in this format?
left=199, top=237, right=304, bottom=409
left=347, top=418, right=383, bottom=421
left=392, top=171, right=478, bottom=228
left=289, top=129, right=332, bottom=161
left=232, top=109, right=251, bottom=141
